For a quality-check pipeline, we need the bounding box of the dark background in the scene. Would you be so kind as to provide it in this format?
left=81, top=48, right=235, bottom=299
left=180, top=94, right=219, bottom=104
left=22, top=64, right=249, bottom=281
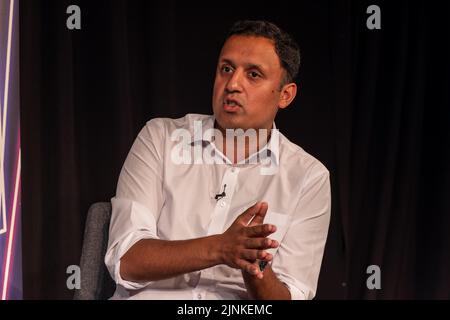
left=20, top=0, right=450, bottom=299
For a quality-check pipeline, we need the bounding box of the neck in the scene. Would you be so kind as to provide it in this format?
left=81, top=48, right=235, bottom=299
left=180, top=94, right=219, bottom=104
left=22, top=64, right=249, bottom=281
left=213, top=121, right=272, bottom=164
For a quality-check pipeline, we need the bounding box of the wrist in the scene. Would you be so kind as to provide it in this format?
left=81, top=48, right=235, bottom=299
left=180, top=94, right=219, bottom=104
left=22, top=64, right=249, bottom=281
left=207, top=234, right=224, bottom=266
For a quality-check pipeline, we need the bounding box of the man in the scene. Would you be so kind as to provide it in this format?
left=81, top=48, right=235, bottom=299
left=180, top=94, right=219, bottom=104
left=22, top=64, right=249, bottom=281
left=105, top=20, right=331, bottom=300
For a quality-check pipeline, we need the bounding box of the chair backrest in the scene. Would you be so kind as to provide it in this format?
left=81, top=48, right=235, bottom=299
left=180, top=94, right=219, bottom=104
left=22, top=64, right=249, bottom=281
left=74, top=202, right=116, bottom=300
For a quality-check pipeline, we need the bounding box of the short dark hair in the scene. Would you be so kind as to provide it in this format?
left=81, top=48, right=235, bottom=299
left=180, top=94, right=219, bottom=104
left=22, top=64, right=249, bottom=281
left=226, top=20, right=301, bottom=85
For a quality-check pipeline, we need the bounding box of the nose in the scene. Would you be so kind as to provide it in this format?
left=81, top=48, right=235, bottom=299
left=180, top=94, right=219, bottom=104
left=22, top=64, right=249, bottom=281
left=225, top=68, right=244, bottom=93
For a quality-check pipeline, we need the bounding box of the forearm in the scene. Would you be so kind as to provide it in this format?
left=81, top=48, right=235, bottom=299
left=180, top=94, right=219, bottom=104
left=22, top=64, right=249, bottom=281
left=242, top=265, right=291, bottom=300
left=120, top=235, right=222, bottom=282
left=119, top=202, right=278, bottom=286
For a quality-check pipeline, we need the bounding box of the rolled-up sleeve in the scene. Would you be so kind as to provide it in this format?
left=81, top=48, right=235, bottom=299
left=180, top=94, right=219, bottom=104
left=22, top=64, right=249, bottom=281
left=271, top=163, right=331, bottom=300
left=105, top=119, right=166, bottom=290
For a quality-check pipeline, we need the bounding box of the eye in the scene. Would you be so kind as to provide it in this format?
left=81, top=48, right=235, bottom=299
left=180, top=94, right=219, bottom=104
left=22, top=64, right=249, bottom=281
left=249, top=71, right=261, bottom=79
left=221, top=65, right=233, bottom=73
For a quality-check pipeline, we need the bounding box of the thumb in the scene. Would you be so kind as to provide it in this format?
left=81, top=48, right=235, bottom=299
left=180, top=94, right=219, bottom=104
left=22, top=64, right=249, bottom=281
left=237, top=202, right=262, bottom=226
left=248, top=201, right=268, bottom=227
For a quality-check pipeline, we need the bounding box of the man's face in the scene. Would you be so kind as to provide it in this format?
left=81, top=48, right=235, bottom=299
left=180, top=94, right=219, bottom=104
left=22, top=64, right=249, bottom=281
left=212, top=35, right=287, bottom=132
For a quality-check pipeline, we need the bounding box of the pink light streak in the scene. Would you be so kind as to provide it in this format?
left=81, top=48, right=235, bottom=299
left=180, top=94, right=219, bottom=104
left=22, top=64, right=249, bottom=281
left=1, top=149, right=20, bottom=300
left=1, top=0, right=19, bottom=300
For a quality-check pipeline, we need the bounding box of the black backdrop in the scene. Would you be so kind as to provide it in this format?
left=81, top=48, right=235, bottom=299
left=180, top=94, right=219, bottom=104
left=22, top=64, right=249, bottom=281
left=19, top=0, right=450, bottom=299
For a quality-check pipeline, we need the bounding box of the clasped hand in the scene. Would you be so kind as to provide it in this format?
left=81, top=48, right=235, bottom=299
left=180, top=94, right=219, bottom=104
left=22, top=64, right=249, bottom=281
left=218, top=202, right=278, bottom=279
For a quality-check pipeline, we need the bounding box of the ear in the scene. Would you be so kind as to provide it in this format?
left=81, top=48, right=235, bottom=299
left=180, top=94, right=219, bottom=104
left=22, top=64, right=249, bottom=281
left=278, top=83, right=297, bottom=109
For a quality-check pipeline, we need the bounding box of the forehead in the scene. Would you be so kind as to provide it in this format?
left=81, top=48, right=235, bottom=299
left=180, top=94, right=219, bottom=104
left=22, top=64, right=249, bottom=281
left=219, top=35, right=281, bottom=70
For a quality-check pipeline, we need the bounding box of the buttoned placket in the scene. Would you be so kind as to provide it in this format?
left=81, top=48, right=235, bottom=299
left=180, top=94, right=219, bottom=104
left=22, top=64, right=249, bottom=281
left=192, top=288, right=207, bottom=300
left=206, top=165, right=240, bottom=236
left=200, top=164, right=240, bottom=286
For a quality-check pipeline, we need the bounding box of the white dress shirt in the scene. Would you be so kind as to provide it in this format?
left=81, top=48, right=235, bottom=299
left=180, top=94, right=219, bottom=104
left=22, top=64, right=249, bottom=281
left=105, top=113, right=331, bottom=300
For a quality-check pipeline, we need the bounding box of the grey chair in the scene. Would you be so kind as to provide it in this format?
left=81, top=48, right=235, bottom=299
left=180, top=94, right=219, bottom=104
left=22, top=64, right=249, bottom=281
left=74, top=202, right=116, bottom=300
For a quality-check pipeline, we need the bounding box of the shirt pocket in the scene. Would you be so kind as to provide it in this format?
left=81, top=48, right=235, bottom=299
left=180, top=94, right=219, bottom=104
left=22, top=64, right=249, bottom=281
left=263, top=211, right=290, bottom=257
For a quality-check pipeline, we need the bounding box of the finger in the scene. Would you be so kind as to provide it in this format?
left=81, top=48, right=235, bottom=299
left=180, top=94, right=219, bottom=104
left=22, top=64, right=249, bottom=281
left=246, top=223, right=277, bottom=238
left=241, top=249, right=273, bottom=261
left=237, top=259, right=262, bottom=277
left=237, top=202, right=262, bottom=226
left=248, top=202, right=268, bottom=227
left=236, top=259, right=259, bottom=276
left=244, top=237, right=279, bottom=249
left=247, top=263, right=263, bottom=279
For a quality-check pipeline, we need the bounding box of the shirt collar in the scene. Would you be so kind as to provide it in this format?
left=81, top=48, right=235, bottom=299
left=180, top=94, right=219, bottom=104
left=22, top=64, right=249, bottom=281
left=190, top=115, right=280, bottom=166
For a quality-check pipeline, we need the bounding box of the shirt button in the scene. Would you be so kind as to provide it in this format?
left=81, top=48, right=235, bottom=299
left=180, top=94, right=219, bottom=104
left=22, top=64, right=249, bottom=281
left=220, top=201, right=226, bottom=208
left=197, top=293, right=202, bottom=300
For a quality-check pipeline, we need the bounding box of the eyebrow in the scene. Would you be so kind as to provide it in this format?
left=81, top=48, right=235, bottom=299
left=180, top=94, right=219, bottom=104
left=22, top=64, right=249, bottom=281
left=220, top=58, right=267, bottom=74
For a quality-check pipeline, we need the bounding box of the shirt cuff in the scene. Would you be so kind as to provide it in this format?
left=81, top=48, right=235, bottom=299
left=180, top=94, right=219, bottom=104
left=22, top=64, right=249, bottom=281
left=277, top=274, right=314, bottom=300
left=105, top=230, right=157, bottom=290
left=283, top=281, right=307, bottom=300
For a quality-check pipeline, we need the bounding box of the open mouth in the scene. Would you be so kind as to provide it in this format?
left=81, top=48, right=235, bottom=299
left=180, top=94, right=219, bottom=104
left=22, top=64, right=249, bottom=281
left=223, top=98, right=242, bottom=112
